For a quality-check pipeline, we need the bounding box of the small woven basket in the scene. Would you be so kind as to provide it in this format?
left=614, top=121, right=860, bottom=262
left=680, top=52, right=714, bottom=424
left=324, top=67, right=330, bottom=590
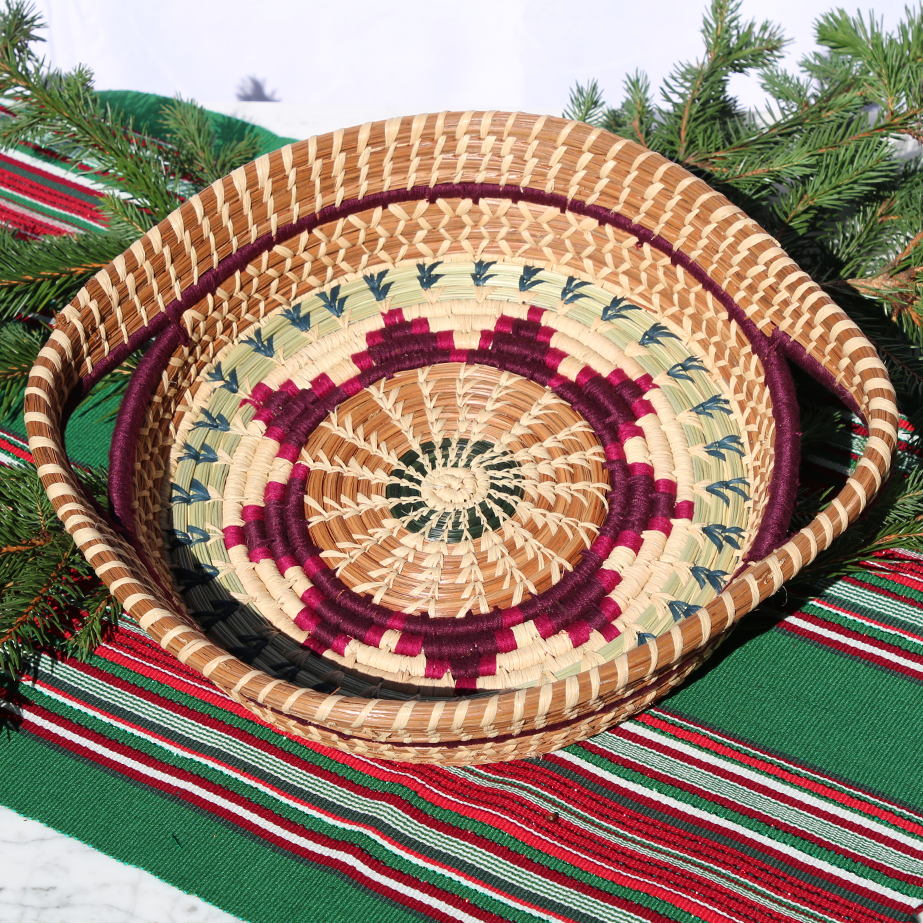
left=26, top=112, right=898, bottom=765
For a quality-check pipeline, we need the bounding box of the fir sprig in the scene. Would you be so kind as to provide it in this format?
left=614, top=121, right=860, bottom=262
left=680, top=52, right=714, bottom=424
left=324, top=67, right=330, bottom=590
left=0, top=228, right=131, bottom=322
left=0, top=316, right=41, bottom=417
left=0, top=463, right=120, bottom=678
left=563, top=80, right=607, bottom=127
left=0, top=0, right=261, bottom=416
left=571, top=0, right=923, bottom=407
left=0, top=0, right=259, bottom=305
left=0, top=2, right=260, bottom=222
left=569, top=0, right=923, bottom=581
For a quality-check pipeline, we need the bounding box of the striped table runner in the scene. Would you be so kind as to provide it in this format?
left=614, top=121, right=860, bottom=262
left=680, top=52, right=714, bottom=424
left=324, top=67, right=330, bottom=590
left=1, top=108, right=922, bottom=923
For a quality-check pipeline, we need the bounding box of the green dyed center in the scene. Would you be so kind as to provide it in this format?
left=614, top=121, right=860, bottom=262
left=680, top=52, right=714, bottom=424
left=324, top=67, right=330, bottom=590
left=385, top=439, right=523, bottom=542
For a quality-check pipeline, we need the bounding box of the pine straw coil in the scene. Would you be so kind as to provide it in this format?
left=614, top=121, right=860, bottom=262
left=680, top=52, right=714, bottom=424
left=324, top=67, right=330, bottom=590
left=26, top=112, right=898, bottom=765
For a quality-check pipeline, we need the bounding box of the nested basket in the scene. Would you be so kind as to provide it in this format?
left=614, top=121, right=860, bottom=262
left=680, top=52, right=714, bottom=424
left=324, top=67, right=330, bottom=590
left=26, top=112, right=898, bottom=765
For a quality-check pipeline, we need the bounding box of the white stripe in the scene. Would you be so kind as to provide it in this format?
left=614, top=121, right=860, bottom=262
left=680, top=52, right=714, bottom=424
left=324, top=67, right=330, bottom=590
left=5, top=148, right=116, bottom=201
left=625, top=722, right=923, bottom=851
left=788, top=616, right=923, bottom=677
left=593, top=730, right=922, bottom=875
left=34, top=672, right=646, bottom=923
left=0, top=194, right=85, bottom=233
left=556, top=750, right=916, bottom=905
left=440, top=764, right=842, bottom=923
left=656, top=711, right=923, bottom=823
left=28, top=710, right=488, bottom=923
left=825, top=580, right=923, bottom=629
left=810, top=599, right=923, bottom=645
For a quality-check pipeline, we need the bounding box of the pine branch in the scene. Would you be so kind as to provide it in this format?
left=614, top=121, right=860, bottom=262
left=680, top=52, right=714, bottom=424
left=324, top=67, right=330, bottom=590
left=0, top=317, right=42, bottom=417
left=565, top=1, right=923, bottom=588
left=0, top=462, right=121, bottom=678
left=0, top=2, right=262, bottom=225
left=563, top=80, right=607, bottom=128
left=0, top=227, right=133, bottom=322
left=159, top=96, right=260, bottom=188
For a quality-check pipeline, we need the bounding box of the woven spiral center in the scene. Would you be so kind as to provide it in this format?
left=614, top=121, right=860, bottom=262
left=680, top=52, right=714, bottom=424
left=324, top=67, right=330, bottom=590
left=387, top=439, right=523, bottom=540
left=304, top=363, right=609, bottom=618
left=420, top=467, right=481, bottom=508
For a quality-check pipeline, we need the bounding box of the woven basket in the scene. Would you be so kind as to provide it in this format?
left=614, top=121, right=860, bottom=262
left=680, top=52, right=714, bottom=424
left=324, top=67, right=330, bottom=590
left=26, top=112, right=898, bottom=765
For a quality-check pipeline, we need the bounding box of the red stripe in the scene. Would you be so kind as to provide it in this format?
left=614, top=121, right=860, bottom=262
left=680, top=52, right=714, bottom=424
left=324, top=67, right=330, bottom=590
left=840, top=573, right=923, bottom=611
left=23, top=703, right=507, bottom=923
left=97, top=641, right=235, bottom=703
left=654, top=706, right=923, bottom=823
left=792, top=609, right=923, bottom=655
left=0, top=432, right=32, bottom=464
left=807, top=599, right=923, bottom=644
left=616, top=722, right=923, bottom=861
left=0, top=166, right=104, bottom=222
left=576, top=738, right=923, bottom=893
left=0, top=151, right=106, bottom=201
left=0, top=200, right=71, bottom=237
left=636, top=711, right=923, bottom=839
left=782, top=619, right=923, bottom=684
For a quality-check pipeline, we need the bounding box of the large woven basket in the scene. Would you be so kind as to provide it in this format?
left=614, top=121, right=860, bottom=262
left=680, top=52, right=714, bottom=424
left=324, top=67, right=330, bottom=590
left=26, top=112, right=898, bottom=765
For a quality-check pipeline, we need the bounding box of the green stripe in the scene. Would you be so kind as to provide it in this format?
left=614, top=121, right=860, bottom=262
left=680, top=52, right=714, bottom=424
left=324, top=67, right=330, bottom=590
left=854, top=572, right=923, bottom=606
left=667, top=628, right=923, bottom=809
left=0, top=727, right=428, bottom=923
left=802, top=599, right=923, bottom=655
left=820, top=578, right=923, bottom=630
left=0, top=187, right=104, bottom=234
left=648, top=710, right=923, bottom=824
left=0, top=152, right=105, bottom=206
left=96, top=90, right=296, bottom=157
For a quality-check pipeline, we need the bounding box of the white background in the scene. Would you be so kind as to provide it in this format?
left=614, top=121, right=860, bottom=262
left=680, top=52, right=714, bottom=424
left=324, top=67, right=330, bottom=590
left=26, top=0, right=915, bottom=133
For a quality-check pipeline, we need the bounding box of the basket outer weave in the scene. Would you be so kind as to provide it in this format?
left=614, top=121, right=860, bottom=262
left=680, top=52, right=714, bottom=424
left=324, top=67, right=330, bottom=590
left=25, top=112, right=898, bottom=764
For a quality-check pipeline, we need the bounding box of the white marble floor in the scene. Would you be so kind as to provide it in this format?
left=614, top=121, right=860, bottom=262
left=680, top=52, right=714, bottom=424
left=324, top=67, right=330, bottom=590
left=0, top=806, right=243, bottom=923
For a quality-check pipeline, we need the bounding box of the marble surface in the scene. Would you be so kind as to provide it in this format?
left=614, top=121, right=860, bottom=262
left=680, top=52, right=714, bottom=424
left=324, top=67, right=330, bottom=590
left=0, top=806, right=243, bottom=923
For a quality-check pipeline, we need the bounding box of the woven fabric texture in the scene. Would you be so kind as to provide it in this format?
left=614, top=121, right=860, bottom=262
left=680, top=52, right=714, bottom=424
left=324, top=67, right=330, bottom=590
left=1, top=104, right=922, bottom=923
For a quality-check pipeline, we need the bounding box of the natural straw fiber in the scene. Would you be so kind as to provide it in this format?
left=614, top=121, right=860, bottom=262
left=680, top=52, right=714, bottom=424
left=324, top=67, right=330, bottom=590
left=26, top=112, right=898, bottom=764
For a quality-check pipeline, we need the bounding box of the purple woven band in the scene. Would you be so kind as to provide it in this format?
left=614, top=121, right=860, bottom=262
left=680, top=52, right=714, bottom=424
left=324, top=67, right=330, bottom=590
left=97, top=181, right=839, bottom=568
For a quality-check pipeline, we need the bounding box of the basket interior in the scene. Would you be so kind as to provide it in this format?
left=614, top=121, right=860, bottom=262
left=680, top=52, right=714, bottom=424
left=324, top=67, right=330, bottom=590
left=125, top=246, right=786, bottom=699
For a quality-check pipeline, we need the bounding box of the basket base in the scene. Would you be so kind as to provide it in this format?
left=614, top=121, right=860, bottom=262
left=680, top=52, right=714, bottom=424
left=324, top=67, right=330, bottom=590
left=227, top=641, right=717, bottom=765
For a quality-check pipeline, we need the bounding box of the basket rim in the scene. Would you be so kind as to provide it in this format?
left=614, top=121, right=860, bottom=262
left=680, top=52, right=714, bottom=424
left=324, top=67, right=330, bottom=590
left=25, top=111, right=899, bottom=747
